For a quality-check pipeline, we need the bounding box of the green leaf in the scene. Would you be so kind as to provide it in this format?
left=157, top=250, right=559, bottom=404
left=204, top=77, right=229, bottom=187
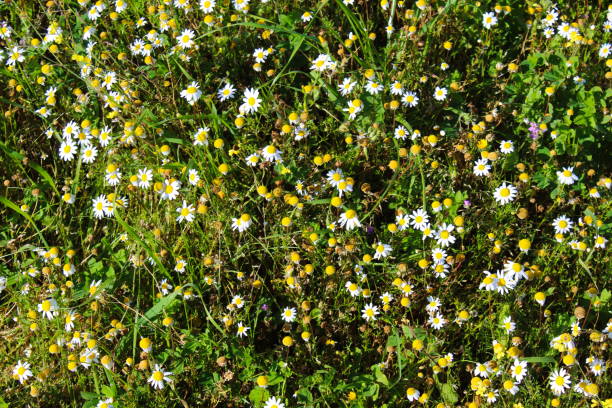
left=248, top=387, right=270, bottom=407
left=372, top=365, right=389, bottom=387
left=521, top=356, right=556, bottom=364
left=439, top=383, right=459, bottom=404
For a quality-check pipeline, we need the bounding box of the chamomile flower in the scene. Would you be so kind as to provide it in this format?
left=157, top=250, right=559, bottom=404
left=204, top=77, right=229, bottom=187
left=549, top=368, right=571, bottom=395
left=499, top=140, right=514, bottom=153
left=405, top=387, right=420, bottom=401
left=394, top=125, right=408, bottom=140
left=180, top=81, right=202, bottom=105
left=436, top=224, right=456, bottom=247
left=310, top=53, right=332, bottom=72
left=483, top=12, right=498, bottom=29
left=245, top=153, right=260, bottom=167
left=177, top=29, right=195, bottom=49
left=401, top=91, right=419, bottom=107
left=96, top=398, right=114, bottom=408
left=552, top=215, right=573, bottom=234
left=281, top=307, right=297, bottom=323
left=557, top=167, right=578, bottom=185
left=38, top=298, right=59, bottom=319
left=338, top=77, right=356, bottom=96
left=176, top=201, right=195, bottom=223
left=240, top=88, right=262, bottom=115
left=501, top=316, right=515, bottom=333
left=92, top=195, right=110, bottom=218
left=493, top=182, right=517, bottom=205
left=13, top=360, right=33, bottom=384
left=263, top=396, right=285, bottom=408
left=373, top=242, right=392, bottom=259
left=81, top=145, right=98, bottom=164
left=365, top=80, right=383, bottom=95
left=390, top=81, right=404, bottom=95
left=236, top=322, right=249, bottom=337
left=159, top=179, right=181, bottom=200
left=137, top=168, right=153, bottom=189
left=187, top=169, right=200, bottom=185
left=409, top=208, right=429, bottom=230
left=338, top=209, right=361, bottom=231
left=59, top=139, right=77, bottom=161
left=473, top=158, right=490, bottom=176
left=217, top=83, right=236, bottom=101
left=261, top=145, right=282, bottom=162
left=510, top=359, right=528, bottom=383
left=231, top=214, right=252, bottom=232
left=433, top=86, right=448, bottom=101
left=148, top=364, right=173, bottom=390
left=361, top=303, right=379, bottom=322
left=428, top=313, right=446, bottom=330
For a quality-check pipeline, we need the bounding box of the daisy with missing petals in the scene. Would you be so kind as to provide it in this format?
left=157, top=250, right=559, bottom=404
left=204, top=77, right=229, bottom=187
left=338, top=209, right=361, bottom=231
left=310, top=53, right=332, bottom=72
left=556, top=167, right=578, bottom=185
left=362, top=303, right=379, bottom=322
left=281, top=307, right=297, bottom=323
left=236, top=322, right=250, bottom=337
left=231, top=213, right=252, bottom=232
left=240, top=88, right=262, bottom=115
left=373, top=242, right=392, bottom=259
left=159, top=179, right=181, bottom=201
left=180, top=81, right=202, bottom=105
left=96, top=398, right=114, bottom=408
left=261, top=145, right=282, bottom=162
left=345, top=281, right=361, bottom=297
left=193, top=127, right=210, bottom=146
left=38, top=298, right=59, bottom=319
left=13, top=360, right=33, bottom=384
left=148, top=364, right=173, bottom=389
left=338, top=77, right=356, bottom=96
left=176, top=201, right=195, bottom=223
left=501, top=316, right=515, bottom=333
left=549, top=368, right=571, bottom=395
left=405, top=387, right=420, bottom=401
left=493, top=182, right=517, bottom=205
left=245, top=153, right=260, bottom=167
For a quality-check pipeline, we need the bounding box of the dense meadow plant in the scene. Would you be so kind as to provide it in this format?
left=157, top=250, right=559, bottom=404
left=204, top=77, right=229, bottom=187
left=0, top=0, right=610, bottom=407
